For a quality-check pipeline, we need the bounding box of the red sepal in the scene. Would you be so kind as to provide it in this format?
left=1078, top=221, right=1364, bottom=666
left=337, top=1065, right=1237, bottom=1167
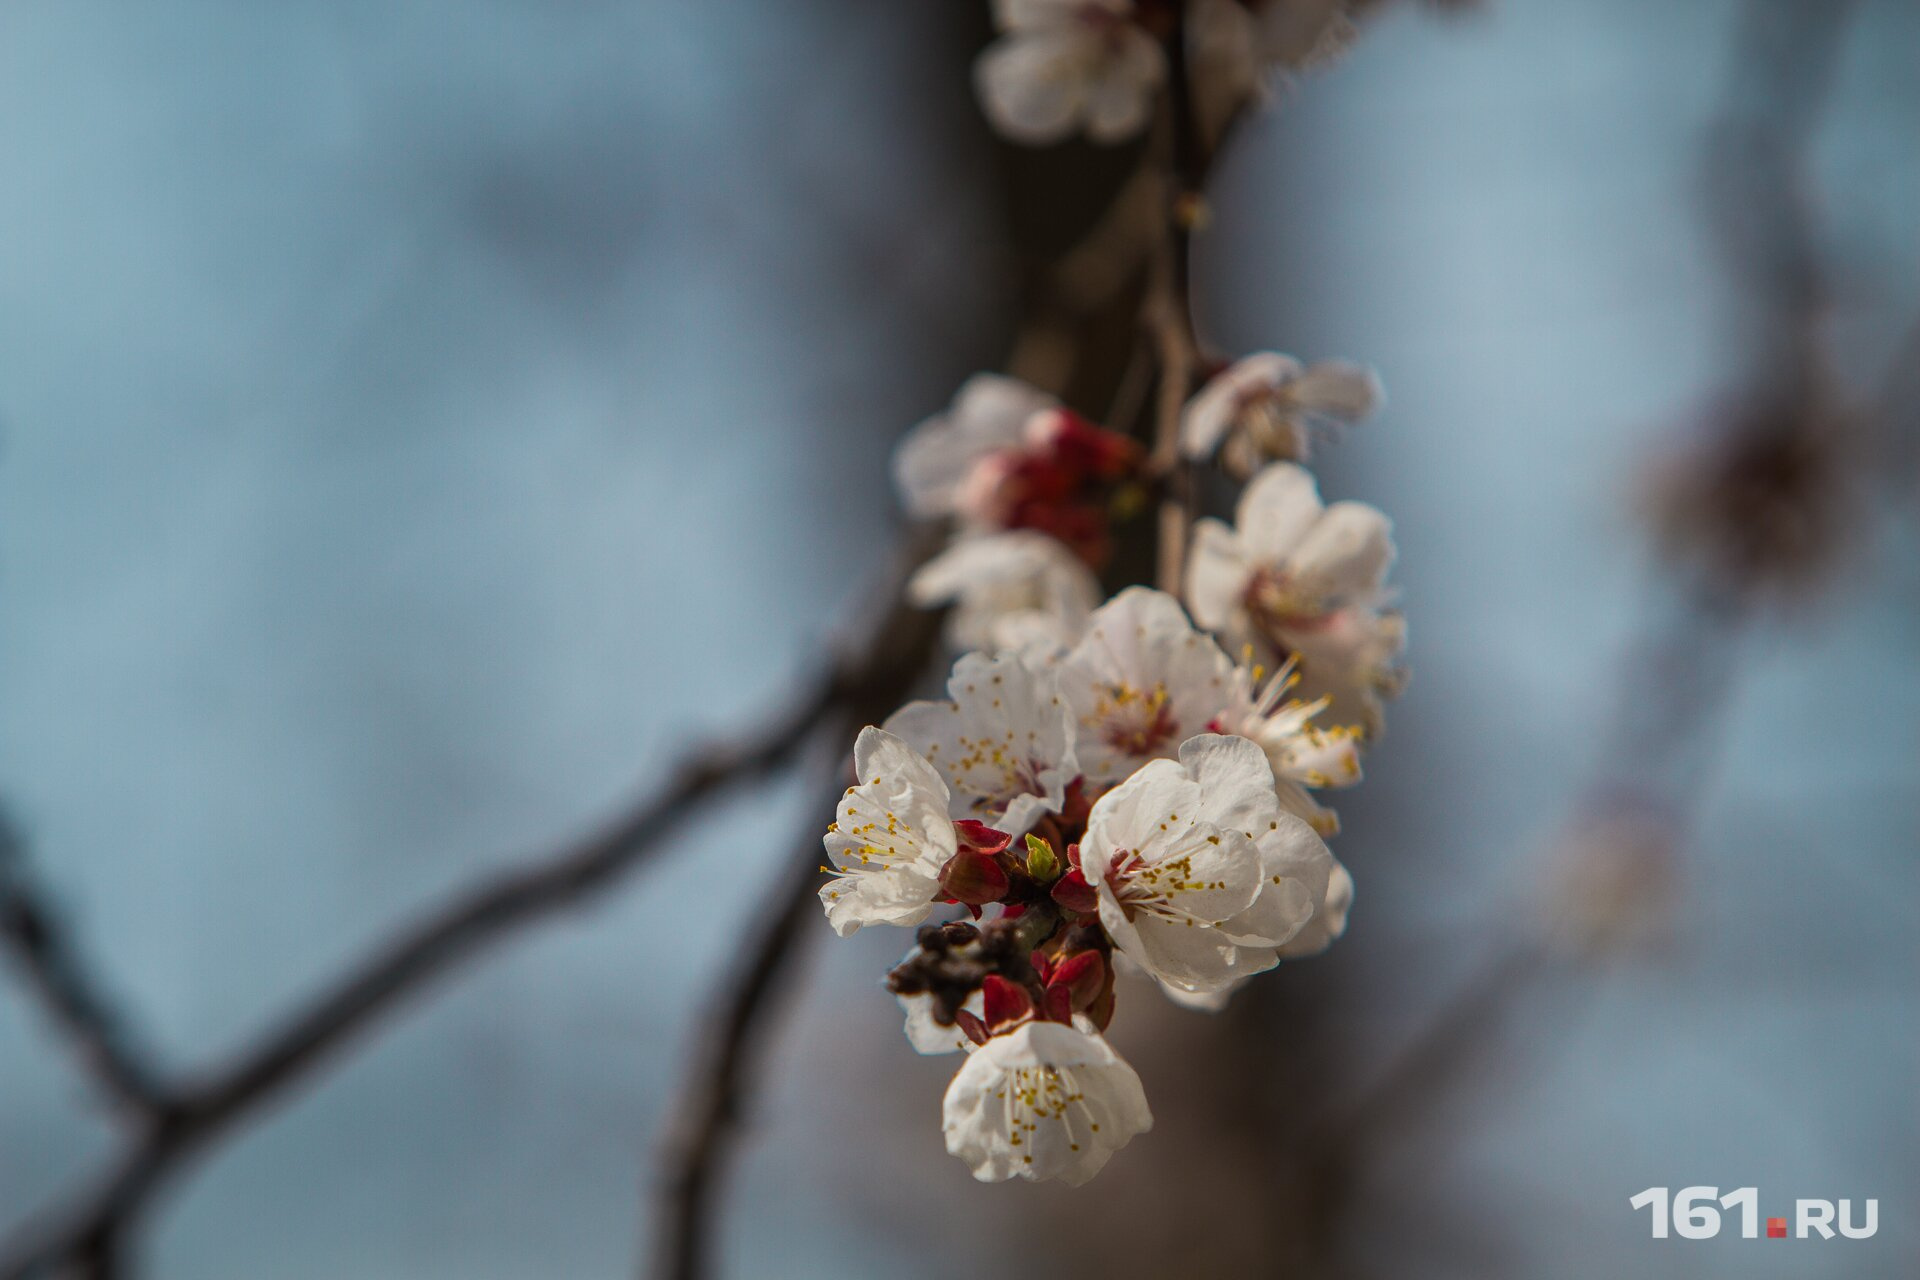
left=953, top=819, right=1013, bottom=856
left=1049, top=951, right=1106, bottom=1011
left=1050, top=867, right=1098, bottom=915
left=1043, top=982, right=1073, bottom=1025
left=981, top=974, right=1034, bottom=1031
left=953, top=1008, right=990, bottom=1047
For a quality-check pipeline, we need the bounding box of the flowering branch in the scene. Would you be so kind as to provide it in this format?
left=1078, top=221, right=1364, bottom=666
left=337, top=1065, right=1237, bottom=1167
left=0, top=808, right=166, bottom=1122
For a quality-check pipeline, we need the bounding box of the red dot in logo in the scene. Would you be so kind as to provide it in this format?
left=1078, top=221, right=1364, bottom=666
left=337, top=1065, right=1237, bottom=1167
left=1767, top=1217, right=1788, bottom=1239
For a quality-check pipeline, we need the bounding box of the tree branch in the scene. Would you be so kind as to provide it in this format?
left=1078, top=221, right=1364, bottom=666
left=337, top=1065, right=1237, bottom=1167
left=0, top=531, right=944, bottom=1280
left=0, top=808, right=167, bottom=1122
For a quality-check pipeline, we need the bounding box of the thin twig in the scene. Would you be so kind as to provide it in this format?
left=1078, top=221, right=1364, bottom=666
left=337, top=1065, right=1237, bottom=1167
left=1146, top=18, right=1206, bottom=596
left=0, top=532, right=944, bottom=1280
left=0, top=809, right=167, bottom=1122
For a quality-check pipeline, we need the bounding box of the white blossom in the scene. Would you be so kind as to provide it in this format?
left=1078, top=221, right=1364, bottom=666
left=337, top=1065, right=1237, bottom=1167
left=974, top=0, right=1166, bottom=146
left=1211, top=661, right=1364, bottom=836
left=941, top=1020, right=1152, bottom=1184
left=1180, top=351, right=1382, bottom=468
left=907, top=531, right=1100, bottom=655
left=1057, top=586, right=1240, bottom=786
left=1151, top=860, right=1350, bottom=1012
left=894, top=374, right=1056, bottom=520
left=883, top=650, right=1078, bottom=837
left=1186, top=462, right=1402, bottom=734
left=1076, top=733, right=1340, bottom=1000
left=818, top=728, right=958, bottom=937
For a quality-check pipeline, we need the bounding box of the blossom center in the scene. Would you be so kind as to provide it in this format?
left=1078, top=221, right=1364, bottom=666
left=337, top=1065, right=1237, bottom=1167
left=1093, top=682, right=1179, bottom=757
left=1245, top=566, right=1332, bottom=635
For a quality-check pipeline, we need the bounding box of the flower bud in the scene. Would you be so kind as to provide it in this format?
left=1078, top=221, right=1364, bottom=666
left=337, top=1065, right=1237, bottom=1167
left=940, top=848, right=1011, bottom=907
left=1023, top=833, right=1060, bottom=881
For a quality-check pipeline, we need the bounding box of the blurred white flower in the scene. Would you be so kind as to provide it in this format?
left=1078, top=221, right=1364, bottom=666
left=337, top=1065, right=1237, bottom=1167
left=1181, top=351, right=1382, bottom=469
left=974, top=0, right=1166, bottom=146
left=894, top=374, right=1056, bottom=520
left=1077, top=733, right=1339, bottom=1000
left=1186, top=0, right=1362, bottom=140
left=941, top=1019, right=1152, bottom=1184
left=1186, top=462, right=1402, bottom=733
left=907, top=531, right=1100, bottom=655
left=1057, top=586, right=1239, bottom=786
left=883, top=650, right=1079, bottom=837
left=818, top=728, right=958, bottom=936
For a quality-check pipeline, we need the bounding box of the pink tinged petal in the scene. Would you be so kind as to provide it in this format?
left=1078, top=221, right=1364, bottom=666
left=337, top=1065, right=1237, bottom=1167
left=893, top=374, right=1050, bottom=517
left=1236, top=462, right=1325, bottom=561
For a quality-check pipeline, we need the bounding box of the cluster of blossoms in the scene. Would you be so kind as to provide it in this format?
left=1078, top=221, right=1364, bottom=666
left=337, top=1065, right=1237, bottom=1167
left=975, top=0, right=1362, bottom=147
left=820, top=344, right=1403, bottom=1184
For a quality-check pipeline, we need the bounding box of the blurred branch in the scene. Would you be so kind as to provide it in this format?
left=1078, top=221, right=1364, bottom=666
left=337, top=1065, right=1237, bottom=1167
left=1147, top=19, right=1208, bottom=596
left=649, top=745, right=852, bottom=1280
left=650, top=560, right=945, bottom=1280
left=0, top=808, right=166, bottom=1122
left=0, top=533, right=945, bottom=1280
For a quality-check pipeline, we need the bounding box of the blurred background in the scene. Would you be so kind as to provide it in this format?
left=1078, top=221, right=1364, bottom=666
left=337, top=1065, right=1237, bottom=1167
left=1, top=0, right=1913, bottom=1276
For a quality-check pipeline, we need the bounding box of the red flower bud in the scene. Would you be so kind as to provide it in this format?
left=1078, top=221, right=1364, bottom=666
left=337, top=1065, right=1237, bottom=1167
left=939, top=849, right=1010, bottom=906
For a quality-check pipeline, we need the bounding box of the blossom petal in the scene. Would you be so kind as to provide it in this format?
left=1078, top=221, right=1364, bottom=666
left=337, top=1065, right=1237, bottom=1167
left=1278, top=857, right=1352, bottom=958
left=975, top=30, right=1092, bottom=145
left=941, top=1021, right=1152, bottom=1185
left=1059, top=587, right=1238, bottom=784
left=883, top=650, right=1077, bottom=836
left=1082, top=29, right=1164, bottom=144
left=893, top=374, right=1051, bottom=518
left=1289, top=499, right=1394, bottom=601
left=1184, top=517, right=1252, bottom=632
left=1292, top=359, right=1383, bottom=420
left=908, top=530, right=1098, bottom=655
left=1180, top=352, right=1302, bottom=459
left=1236, top=462, right=1324, bottom=560
left=819, top=728, right=958, bottom=936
